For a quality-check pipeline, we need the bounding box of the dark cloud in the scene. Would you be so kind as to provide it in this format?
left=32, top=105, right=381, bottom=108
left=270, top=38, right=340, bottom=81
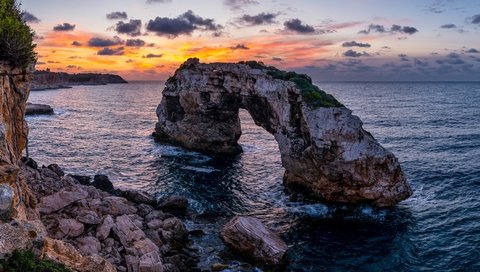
left=466, top=48, right=479, bottom=53
left=107, top=12, right=128, bottom=20
left=468, top=14, right=480, bottom=24
left=53, top=23, right=76, bottom=31
left=447, top=52, right=460, bottom=58
left=238, top=12, right=278, bottom=26
left=126, top=39, right=146, bottom=47
left=283, top=19, right=315, bottom=34
left=22, top=12, right=40, bottom=23
left=88, top=36, right=123, bottom=47
left=143, top=53, right=163, bottom=58
left=440, top=24, right=457, bottom=29
left=272, top=57, right=283, bottom=61
left=343, top=49, right=370, bottom=58
left=146, top=10, right=222, bottom=38
left=359, top=24, right=418, bottom=35
left=97, top=47, right=125, bottom=56
left=342, top=41, right=371, bottom=48
left=230, top=44, right=249, bottom=50
left=115, top=20, right=142, bottom=36
left=71, top=41, right=82, bottom=46
left=398, top=54, right=409, bottom=61
left=223, top=0, right=259, bottom=11
left=414, top=58, right=429, bottom=67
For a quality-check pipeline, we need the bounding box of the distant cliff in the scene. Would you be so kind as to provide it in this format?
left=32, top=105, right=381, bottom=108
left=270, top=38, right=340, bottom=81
left=31, top=70, right=128, bottom=90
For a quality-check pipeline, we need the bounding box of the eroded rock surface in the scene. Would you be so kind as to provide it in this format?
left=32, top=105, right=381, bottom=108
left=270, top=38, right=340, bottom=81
left=155, top=58, right=412, bottom=206
left=221, top=216, right=287, bottom=266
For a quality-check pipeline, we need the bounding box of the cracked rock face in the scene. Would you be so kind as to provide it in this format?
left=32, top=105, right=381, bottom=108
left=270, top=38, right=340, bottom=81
left=155, top=59, right=412, bottom=206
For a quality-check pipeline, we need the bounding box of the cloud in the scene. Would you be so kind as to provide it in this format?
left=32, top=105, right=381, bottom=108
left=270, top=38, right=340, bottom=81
left=359, top=24, right=418, bottom=35
left=147, top=0, right=172, bottom=3
left=440, top=24, right=457, bottom=29
left=146, top=10, right=222, bottom=38
left=126, top=39, right=146, bottom=47
left=71, top=41, right=82, bottom=46
left=53, top=23, right=76, bottom=31
left=343, top=49, right=370, bottom=57
left=467, top=14, right=480, bottom=24
left=88, top=36, right=123, bottom=47
left=342, top=41, right=371, bottom=48
left=97, top=47, right=125, bottom=56
left=272, top=57, right=283, bottom=61
left=466, top=48, right=479, bottom=53
left=223, top=0, right=259, bottom=11
left=22, top=12, right=40, bottom=23
left=283, top=19, right=315, bottom=34
left=414, top=58, right=429, bottom=67
left=238, top=12, right=278, bottom=26
left=143, top=53, right=163, bottom=58
left=230, top=44, right=249, bottom=50
left=115, top=19, right=142, bottom=36
left=398, top=54, right=409, bottom=61
left=107, top=12, right=128, bottom=20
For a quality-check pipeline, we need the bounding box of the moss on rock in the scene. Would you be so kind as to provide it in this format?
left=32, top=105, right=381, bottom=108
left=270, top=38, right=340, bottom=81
left=1, top=250, right=70, bottom=272
left=239, top=60, right=343, bottom=108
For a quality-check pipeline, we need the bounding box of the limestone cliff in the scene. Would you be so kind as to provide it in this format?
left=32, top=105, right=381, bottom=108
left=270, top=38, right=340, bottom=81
left=155, top=58, right=412, bottom=206
left=0, top=62, right=36, bottom=220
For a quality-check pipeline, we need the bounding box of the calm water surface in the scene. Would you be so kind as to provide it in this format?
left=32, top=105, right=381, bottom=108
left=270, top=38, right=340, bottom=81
left=27, top=81, right=480, bottom=271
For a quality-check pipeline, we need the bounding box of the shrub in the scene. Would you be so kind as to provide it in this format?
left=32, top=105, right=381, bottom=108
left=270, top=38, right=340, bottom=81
left=1, top=250, right=70, bottom=272
left=0, top=0, right=37, bottom=68
left=240, top=61, right=344, bottom=108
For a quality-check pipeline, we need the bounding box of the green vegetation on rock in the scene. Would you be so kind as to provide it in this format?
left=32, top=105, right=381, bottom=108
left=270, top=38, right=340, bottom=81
left=0, top=0, right=37, bottom=68
left=239, top=60, right=343, bottom=108
left=1, top=250, right=70, bottom=272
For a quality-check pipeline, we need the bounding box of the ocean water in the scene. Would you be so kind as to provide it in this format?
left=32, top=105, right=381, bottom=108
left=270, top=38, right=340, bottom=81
left=26, top=81, right=480, bottom=271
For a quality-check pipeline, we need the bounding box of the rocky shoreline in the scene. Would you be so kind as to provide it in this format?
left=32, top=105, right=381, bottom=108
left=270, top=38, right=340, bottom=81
left=31, top=70, right=128, bottom=91
left=20, top=158, right=198, bottom=272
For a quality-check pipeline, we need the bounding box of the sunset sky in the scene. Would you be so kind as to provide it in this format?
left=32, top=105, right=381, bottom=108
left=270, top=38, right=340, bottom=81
left=21, top=0, right=480, bottom=81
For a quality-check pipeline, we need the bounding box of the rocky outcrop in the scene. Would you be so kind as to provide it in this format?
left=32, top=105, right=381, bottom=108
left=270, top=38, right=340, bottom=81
left=22, top=162, right=197, bottom=271
left=221, top=216, right=288, bottom=266
left=26, top=103, right=54, bottom=115
left=31, top=70, right=127, bottom=91
left=155, top=59, right=412, bottom=206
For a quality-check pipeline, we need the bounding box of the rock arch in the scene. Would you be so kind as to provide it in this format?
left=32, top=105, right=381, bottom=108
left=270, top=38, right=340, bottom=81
left=155, top=59, right=412, bottom=206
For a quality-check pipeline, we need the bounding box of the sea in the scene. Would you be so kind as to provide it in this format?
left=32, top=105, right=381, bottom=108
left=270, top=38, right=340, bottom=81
left=26, top=81, right=480, bottom=271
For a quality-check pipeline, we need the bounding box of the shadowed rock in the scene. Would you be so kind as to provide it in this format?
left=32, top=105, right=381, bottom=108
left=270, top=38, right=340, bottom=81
left=154, top=58, right=412, bottom=206
left=26, top=103, right=54, bottom=115
left=221, top=216, right=288, bottom=266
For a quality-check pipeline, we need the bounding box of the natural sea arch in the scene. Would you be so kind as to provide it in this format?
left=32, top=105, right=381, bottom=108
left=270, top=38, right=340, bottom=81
left=154, top=59, right=412, bottom=206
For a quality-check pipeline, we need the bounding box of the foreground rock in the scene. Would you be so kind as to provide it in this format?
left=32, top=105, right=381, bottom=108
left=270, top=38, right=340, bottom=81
left=154, top=58, right=412, bottom=206
left=23, top=161, right=197, bottom=271
left=221, top=216, right=288, bottom=266
left=26, top=103, right=54, bottom=115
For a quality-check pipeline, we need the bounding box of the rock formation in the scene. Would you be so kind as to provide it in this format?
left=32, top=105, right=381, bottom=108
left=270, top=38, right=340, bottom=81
left=155, top=58, right=412, bottom=206
left=31, top=70, right=128, bottom=91
left=26, top=103, right=54, bottom=115
left=221, top=216, right=288, bottom=266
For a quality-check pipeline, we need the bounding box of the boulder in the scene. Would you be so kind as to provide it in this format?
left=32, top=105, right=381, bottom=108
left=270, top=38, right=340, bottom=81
left=76, top=210, right=101, bottom=225
left=25, top=103, right=54, bottom=115
left=154, top=59, right=412, bottom=206
left=92, top=174, right=115, bottom=193
left=122, top=190, right=157, bottom=206
left=47, top=164, right=65, bottom=177
left=0, top=184, right=14, bottom=219
left=156, top=195, right=188, bottom=214
left=96, top=215, right=114, bottom=241
left=57, top=218, right=84, bottom=238
left=38, top=185, right=88, bottom=214
left=69, top=174, right=92, bottom=185
left=220, top=216, right=288, bottom=266
left=100, top=196, right=138, bottom=216
left=76, top=236, right=101, bottom=256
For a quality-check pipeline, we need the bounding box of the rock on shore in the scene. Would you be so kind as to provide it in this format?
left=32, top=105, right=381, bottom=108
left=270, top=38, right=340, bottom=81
left=22, top=161, right=196, bottom=271
left=26, top=103, right=54, bottom=115
left=154, top=58, right=412, bottom=207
